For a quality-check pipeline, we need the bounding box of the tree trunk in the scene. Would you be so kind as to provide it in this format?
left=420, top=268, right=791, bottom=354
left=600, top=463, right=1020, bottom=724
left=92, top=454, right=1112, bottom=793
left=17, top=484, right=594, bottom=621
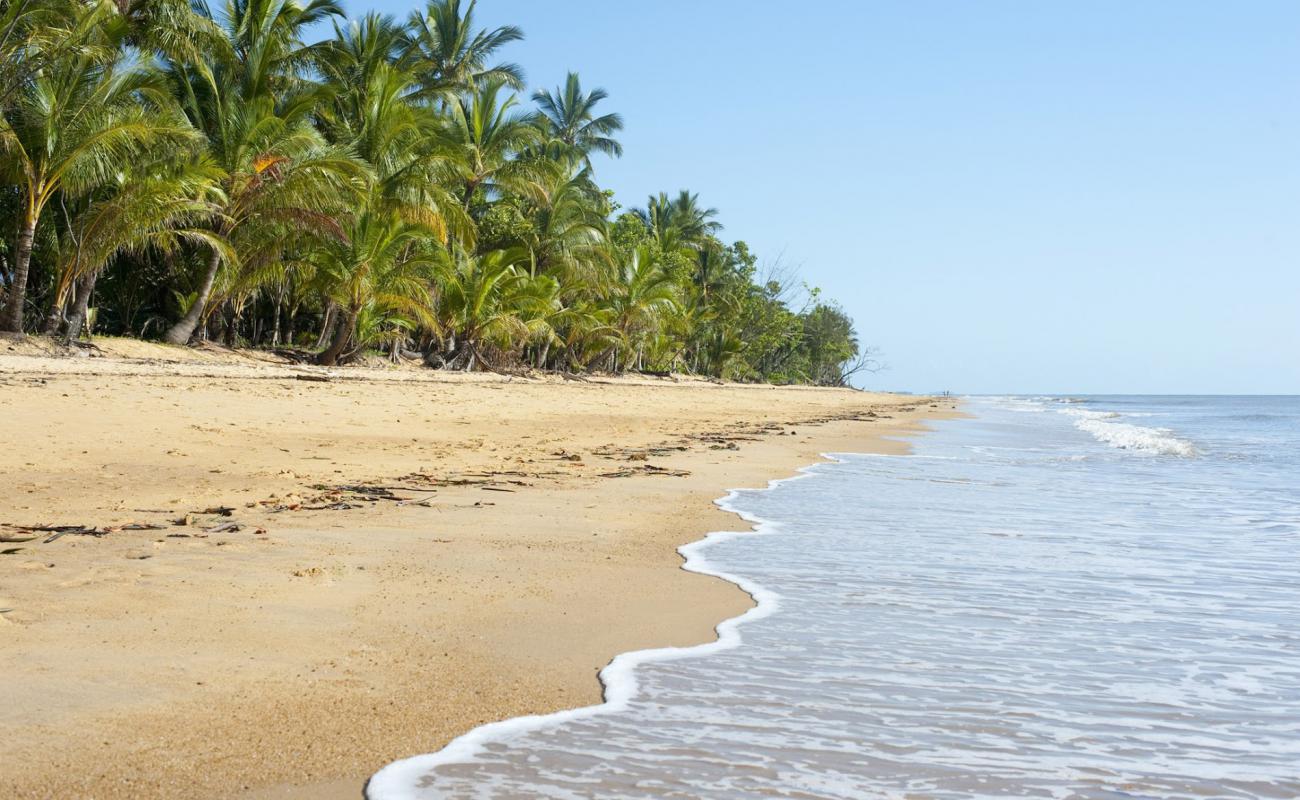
left=224, top=302, right=239, bottom=347
left=41, top=281, right=70, bottom=335
left=314, top=303, right=336, bottom=350
left=64, top=271, right=98, bottom=342
left=285, top=302, right=298, bottom=347
left=317, top=308, right=356, bottom=366
left=163, top=247, right=222, bottom=345
left=270, top=284, right=285, bottom=346
left=1, top=214, right=38, bottom=333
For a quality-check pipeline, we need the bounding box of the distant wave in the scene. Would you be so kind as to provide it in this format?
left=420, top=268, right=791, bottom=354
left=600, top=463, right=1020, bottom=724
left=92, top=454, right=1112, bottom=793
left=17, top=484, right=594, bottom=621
left=1059, top=407, right=1197, bottom=457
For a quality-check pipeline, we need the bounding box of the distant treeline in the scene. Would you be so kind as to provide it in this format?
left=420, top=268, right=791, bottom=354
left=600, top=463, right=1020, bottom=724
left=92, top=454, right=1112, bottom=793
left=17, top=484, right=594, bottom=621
left=1, top=0, right=872, bottom=385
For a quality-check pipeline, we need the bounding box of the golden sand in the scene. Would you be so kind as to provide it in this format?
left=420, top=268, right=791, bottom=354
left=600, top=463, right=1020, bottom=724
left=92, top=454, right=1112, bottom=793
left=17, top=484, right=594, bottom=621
left=0, top=340, right=956, bottom=798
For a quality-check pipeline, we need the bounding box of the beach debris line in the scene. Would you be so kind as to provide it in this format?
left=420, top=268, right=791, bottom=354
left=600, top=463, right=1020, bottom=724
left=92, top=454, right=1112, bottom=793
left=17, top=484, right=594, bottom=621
left=1, top=522, right=167, bottom=544
left=591, top=443, right=689, bottom=461
left=248, top=469, right=563, bottom=513
left=599, top=464, right=692, bottom=479
left=1, top=406, right=918, bottom=553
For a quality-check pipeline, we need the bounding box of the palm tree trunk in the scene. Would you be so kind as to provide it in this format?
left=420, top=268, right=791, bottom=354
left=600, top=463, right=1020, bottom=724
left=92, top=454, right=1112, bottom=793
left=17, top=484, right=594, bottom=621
left=41, top=292, right=67, bottom=335
left=317, top=308, right=356, bottom=366
left=64, top=271, right=98, bottom=342
left=285, top=301, right=299, bottom=347
left=314, top=303, right=336, bottom=350
left=223, top=302, right=238, bottom=346
left=1, top=214, right=38, bottom=333
left=163, top=247, right=222, bottom=345
left=270, top=284, right=285, bottom=346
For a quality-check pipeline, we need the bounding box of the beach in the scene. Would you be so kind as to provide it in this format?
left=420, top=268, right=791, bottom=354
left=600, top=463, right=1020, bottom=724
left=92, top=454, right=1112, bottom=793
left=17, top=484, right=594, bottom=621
left=372, top=396, right=1300, bottom=799
left=0, top=341, right=954, bottom=799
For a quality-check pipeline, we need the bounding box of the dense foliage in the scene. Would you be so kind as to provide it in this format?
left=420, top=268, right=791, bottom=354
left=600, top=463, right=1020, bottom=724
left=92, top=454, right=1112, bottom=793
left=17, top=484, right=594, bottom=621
left=1, top=0, right=869, bottom=385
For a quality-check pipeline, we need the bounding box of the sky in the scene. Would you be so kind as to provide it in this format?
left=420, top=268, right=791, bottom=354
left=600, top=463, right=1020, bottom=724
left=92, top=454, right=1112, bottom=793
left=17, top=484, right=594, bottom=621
left=334, top=0, right=1299, bottom=394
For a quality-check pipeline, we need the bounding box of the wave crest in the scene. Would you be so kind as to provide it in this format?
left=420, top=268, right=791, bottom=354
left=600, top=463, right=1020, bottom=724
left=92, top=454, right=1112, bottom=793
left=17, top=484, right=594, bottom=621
left=1060, top=408, right=1196, bottom=457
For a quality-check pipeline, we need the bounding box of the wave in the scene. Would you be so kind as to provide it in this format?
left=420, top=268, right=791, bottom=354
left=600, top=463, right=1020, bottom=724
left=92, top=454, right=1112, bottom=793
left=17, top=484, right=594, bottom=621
left=363, top=464, right=825, bottom=799
left=1059, top=407, right=1197, bottom=457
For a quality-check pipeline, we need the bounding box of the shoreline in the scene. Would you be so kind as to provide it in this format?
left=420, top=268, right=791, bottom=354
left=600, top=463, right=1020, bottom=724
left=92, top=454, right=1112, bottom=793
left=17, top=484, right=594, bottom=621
left=365, top=457, right=839, bottom=798
left=0, top=349, right=957, bottom=799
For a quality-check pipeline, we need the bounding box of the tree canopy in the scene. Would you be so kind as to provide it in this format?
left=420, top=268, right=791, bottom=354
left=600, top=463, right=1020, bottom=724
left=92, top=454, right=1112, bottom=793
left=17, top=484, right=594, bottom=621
left=1, top=0, right=871, bottom=386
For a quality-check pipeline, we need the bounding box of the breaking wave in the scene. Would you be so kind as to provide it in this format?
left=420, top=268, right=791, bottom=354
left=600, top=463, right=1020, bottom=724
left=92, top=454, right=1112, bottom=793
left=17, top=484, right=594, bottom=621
left=1060, top=407, right=1197, bottom=457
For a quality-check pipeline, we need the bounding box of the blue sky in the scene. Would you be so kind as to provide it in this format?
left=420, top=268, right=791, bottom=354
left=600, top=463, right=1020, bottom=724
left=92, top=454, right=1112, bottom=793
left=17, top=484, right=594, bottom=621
left=334, top=1, right=1299, bottom=394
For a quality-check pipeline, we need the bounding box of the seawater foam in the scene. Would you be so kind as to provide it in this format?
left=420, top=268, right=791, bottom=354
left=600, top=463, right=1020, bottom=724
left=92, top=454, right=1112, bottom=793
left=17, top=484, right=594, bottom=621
left=363, top=463, right=827, bottom=799
left=1059, top=407, right=1197, bottom=457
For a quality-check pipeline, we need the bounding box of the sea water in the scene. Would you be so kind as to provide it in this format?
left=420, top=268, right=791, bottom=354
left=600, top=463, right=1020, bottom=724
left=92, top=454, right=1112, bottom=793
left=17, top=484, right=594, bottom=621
left=368, top=396, right=1300, bottom=799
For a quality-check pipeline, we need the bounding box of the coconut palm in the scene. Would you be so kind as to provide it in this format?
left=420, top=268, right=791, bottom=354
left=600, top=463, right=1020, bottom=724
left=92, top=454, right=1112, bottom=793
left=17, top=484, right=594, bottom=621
left=1, top=0, right=71, bottom=108
left=401, top=0, right=524, bottom=104
left=160, top=0, right=366, bottom=345
left=43, top=156, right=228, bottom=339
left=532, top=72, right=623, bottom=166
left=113, top=0, right=229, bottom=71
left=603, top=245, right=679, bottom=370
left=314, top=208, right=444, bottom=365
left=635, top=190, right=721, bottom=254
left=516, top=168, right=608, bottom=280
left=441, top=80, right=547, bottom=209
left=432, top=248, right=559, bottom=370
left=0, top=2, right=868, bottom=384
left=0, top=3, right=199, bottom=333
left=315, top=13, right=471, bottom=245
left=310, top=15, right=472, bottom=365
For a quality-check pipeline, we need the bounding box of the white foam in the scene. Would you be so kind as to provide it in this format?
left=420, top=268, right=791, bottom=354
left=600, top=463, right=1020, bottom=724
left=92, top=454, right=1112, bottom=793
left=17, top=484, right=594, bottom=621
left=1059, top=408, right=1197, bottom=457
left=364, top=463, right=829, bottom=799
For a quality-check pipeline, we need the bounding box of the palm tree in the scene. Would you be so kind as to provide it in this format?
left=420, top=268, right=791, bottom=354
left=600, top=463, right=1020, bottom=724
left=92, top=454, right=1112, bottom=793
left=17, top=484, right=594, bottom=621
left=160, top=0, right=366, bottom=345
left=0, top=2, right=198, bottom=333
left=433, top=248, right=551, bottom=370
left=401, top=0, right=523, bottom=103
left=1, top=0, right=71, bottom=108
left=43, top=156, right=228, bottom=340
left=668, top=190, right=722, bottom=242
left=442, top=80, right=547, bottom=209
left=533, top=72, right=623, bottom=166
left=517, top=168, right=608, bottom=280
left=310, top=15, right=470, bottom=365
left=315, top=209, right=444, bottom=365
left=113, top=0, right=228, bottom=71
left=603, top=245, right=678, bottom=371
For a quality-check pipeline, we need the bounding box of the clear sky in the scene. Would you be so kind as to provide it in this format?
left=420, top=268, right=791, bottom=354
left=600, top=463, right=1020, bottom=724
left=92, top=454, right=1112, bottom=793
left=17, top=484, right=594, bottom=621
left=335, top=0, right=1299, bottom=394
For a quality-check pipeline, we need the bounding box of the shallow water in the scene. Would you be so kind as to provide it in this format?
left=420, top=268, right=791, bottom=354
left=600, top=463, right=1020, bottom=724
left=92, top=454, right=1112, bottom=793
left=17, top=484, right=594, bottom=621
left=369, top=396, right=1300, bottom=799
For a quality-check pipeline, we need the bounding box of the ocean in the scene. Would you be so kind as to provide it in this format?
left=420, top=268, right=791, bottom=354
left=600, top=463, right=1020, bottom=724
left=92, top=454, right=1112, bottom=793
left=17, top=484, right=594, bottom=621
left=367, top=396, right=1300, bottom=799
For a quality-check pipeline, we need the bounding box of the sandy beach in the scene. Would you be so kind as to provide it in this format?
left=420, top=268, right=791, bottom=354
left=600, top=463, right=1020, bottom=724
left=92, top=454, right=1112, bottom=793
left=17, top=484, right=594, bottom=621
left=0, top=340, right=955, bottom=799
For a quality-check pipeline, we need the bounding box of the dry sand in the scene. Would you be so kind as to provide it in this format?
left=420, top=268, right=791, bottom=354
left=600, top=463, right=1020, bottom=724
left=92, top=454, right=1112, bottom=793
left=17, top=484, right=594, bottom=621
left=0, top=338, right=957, bottom=799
